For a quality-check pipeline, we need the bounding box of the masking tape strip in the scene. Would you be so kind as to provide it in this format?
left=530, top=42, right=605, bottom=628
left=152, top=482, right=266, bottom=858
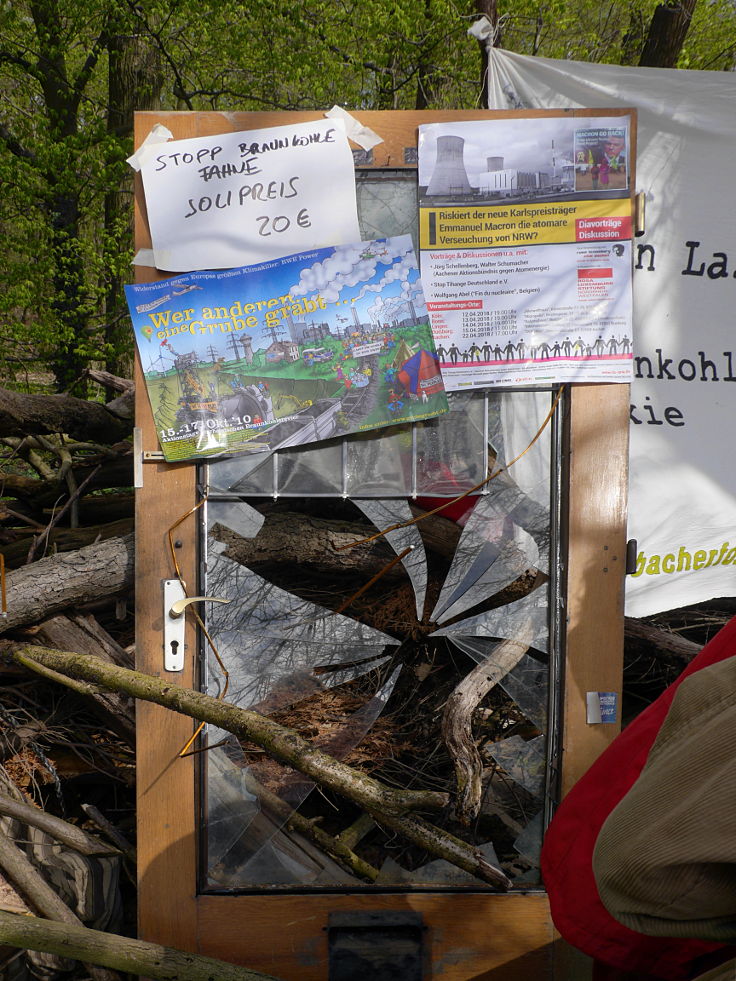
left=132, top=248, right=157, bottom=267
left=325, top=106, right=383, bottom=151
left=127, top=123, right=174, bottom=172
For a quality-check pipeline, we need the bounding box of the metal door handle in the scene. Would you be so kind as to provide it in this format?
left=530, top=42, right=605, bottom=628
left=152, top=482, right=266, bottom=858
left=168, top=595, right=231, bottom=618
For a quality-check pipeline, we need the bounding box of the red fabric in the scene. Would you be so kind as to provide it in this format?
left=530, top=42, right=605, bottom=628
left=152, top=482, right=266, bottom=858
left=541, top=616, right=736, bottom=980
left=415, top=495, right=476, bottom=524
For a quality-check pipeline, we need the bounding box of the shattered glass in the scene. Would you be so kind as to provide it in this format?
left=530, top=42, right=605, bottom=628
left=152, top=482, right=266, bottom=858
left=200, top=388, right=558, bottom=892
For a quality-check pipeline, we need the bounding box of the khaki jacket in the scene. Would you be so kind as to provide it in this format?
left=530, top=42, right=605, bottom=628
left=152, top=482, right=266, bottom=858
left=594, top=655, right=736, bottom=944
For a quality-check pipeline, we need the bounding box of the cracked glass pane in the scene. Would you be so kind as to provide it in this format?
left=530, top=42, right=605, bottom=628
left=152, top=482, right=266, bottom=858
left=414, top=391, right=488, bottom=495
left=207, top=667, right=400, bottom=889
left=201, top=387, right=557, bottom=892
left=353, top=500, right=428, bottom=620
left=356, top=173, right=419, bottom=250
left=485, top=734, right=546, bottom=798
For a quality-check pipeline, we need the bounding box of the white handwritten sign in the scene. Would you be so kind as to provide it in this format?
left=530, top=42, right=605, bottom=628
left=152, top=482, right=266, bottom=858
left=138, top=119, right=360, bottom=272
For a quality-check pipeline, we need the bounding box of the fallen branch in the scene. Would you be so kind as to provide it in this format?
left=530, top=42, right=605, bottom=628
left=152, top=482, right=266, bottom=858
left=13, top=645, right=444, bottom=817
left=442, top=630, right=532, bottom=825
left=370, top=810, right=511, bottom=889
left=27, top=463, right=102, bottom=562
left=0, top=452, right=133, bottom=508
left=0, top=794, right=119, bottom=857
left=0, top=909, right=281, bottom=981
left=242, top=771, right=379, bottom=883
left=0, top=833, right=118, bottom=981
left=83, top=370, right=134, bottom=396
left=10, top=646, right=509, bottom=888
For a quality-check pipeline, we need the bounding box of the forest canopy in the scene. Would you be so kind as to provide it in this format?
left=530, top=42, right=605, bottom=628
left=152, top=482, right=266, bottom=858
left=1, top=0, right=735, bottom=391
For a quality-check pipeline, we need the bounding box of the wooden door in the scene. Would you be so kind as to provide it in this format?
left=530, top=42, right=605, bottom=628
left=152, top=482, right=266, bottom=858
left=134, top=109, right=631, bottom=980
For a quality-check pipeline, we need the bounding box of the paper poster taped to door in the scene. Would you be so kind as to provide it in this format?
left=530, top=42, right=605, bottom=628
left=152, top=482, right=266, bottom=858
left=125, top=235, right=447, bottom=462
left=136, top=118, right=360, bottom=272
left=418, top=114, right=634, bottom=390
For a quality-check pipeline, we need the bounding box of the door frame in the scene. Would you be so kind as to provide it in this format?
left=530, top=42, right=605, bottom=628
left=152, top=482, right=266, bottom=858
left=133, top=108, right=632, bottom=979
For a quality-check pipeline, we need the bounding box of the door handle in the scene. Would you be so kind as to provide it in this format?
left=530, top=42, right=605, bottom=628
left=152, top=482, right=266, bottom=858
left=163, top=581, right=231, bottom=672
left=168, top=595, right=231, bottom=618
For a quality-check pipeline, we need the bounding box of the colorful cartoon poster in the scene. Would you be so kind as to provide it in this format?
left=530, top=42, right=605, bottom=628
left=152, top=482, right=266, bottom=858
left=418, top=113, right=634, bottom=389
left=125, top=236, right=448, bottom=462
left=136, top=119, right=360, bottom=272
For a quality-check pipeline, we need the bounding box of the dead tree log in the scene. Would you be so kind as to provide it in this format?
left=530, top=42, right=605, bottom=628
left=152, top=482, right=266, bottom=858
left=0, top=387, right=132, bottom=442
left=1, top=534, right=134, bottom=635
left=27, top=614, right=135, bottom=744
left=624, top=616, right=701, bottom=666
left=0, top=909, right=281, bottom=981
left=214, top=512, right=400, bottom=581
left=10, top=645, right=510, bottom=889
left=2, top=518, right=134, bottom=569
left=83, top=370, right=134, bottom=396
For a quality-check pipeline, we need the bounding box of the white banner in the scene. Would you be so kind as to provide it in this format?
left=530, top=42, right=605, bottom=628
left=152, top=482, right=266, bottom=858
left=488, top=48, right=736, bottom=616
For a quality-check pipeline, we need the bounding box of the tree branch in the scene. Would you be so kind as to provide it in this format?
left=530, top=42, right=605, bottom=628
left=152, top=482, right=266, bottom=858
left=0, top=909, right=281, bottom=981
left=9, top=645, right=511, bottom=888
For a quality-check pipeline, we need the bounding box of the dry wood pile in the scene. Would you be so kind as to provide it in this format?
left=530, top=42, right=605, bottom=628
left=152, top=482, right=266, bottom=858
left=0, top=371, right=731, bottom=977
left=0, top=374, right=138, bottom=979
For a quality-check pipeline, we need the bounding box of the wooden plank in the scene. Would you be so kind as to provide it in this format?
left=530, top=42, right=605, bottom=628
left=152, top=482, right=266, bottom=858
left=134, top=110, right=200, bottom=952
left=134, top=107, right=636, bottom=172
left=197, top=892, right=555, bottom=981
left=562, top=383, right=630, bottom=795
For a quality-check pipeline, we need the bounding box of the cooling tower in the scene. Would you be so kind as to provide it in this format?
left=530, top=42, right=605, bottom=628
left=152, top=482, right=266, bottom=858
left=426, top=136, right=472, bottom=195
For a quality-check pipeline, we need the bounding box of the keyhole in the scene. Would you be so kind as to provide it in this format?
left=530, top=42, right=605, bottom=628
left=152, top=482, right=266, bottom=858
left=170, top=639, right=179, bottom=657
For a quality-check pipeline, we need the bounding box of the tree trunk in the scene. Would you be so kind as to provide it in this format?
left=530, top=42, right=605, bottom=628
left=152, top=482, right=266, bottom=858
left=639, top=0, right=697, bottom=67
left=0, top=387, right=132, bottom=442
left=105, top=31, right=164, bottom=379
left=475, top=0, right=500, bottom=108
left=0, top=535, right=134, bottom=635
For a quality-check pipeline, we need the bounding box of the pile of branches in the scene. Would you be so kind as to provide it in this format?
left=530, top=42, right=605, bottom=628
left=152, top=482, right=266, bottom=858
left=0, top=371, right=135, bottom=571
left=0, top=371, right=729, bottom=979
left=0, top=376, right=281, bottom=980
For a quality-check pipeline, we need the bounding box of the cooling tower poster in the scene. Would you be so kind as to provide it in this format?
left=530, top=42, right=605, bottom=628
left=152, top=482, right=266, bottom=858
left=418, top=113, right=634, bottom=390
